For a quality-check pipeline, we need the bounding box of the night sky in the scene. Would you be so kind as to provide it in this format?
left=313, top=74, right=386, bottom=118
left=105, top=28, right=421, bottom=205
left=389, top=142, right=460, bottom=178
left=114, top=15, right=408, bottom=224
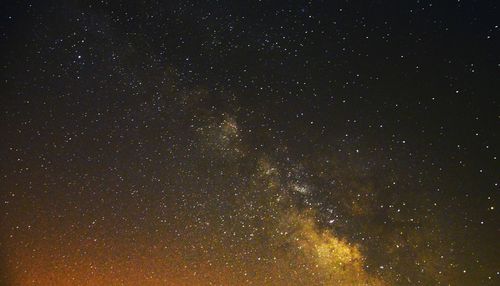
left=0, top=1, right=499, bottom=285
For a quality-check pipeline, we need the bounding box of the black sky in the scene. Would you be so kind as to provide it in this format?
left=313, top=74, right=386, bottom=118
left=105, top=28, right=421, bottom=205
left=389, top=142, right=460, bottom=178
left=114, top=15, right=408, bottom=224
left=0, top=1, right=499, bottom=285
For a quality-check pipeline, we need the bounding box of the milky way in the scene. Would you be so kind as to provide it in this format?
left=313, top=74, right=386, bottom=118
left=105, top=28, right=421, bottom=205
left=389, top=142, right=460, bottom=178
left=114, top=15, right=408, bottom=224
left=0, top=1, right=498, bottom=285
